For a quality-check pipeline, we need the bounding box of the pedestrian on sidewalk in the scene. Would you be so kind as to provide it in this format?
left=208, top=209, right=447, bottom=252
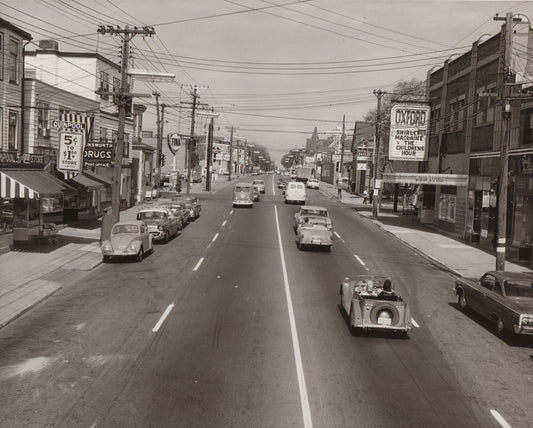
left=363, top=189, right=369, bottom=204
left=337, top=179, right=342, bottom=200
left=100, top=207, right=115, bottom=244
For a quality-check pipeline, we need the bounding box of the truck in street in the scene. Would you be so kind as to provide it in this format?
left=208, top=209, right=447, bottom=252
left=295, top=166, right=312, bottom=183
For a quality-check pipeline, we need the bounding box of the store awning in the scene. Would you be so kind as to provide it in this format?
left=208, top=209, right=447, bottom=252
left=69, top=173, right=105, bottom=191
left=84, top=172, right=113, bottom=188
left=0, top=169, right=77, bottom=199
left=382, top=172, right=469, bottom=186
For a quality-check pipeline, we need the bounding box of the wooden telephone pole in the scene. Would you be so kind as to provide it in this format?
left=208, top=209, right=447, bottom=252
left=97, top=25, right=155, bottom=221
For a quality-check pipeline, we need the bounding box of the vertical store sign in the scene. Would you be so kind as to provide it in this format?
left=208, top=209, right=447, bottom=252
left=58, top=131, right=84, bottom=171
left=389, top=103, right=430, bottom=161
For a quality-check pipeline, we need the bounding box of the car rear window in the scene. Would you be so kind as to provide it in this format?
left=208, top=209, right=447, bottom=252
left=137, top=211, right=166, bottom=220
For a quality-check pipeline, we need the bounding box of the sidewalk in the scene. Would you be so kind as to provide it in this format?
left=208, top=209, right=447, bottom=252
left=0, top=178, right=234, bottom=329
left=318, top=182, right=533, bottom=278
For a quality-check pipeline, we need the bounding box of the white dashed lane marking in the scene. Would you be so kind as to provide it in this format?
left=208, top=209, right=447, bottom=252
left=152, top=304, right=175, bottom=333
left=333, top=231, right=344, bottom=242
left=490, top=410, right=512, bottom=428
left=193, top=258, right=204, bottom=271
left=212, top=233, right=219, bottom=242
left=353, top=254, right=369, bottom=271
left=411, top=318, right=420, bottom=328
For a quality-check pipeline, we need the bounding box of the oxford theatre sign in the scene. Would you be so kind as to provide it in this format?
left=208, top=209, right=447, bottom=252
left=389, top=103, right=430, bottom=161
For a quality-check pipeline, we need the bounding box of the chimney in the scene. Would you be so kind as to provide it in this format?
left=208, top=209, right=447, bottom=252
left=38, top=40, right=59, bottom=51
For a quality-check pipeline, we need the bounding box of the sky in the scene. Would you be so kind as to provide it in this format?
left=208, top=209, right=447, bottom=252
left=5, top=0, right=533, bottom=165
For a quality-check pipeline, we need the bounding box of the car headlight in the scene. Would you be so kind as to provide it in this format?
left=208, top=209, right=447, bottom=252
left=158, top=224, right=165, bottom=231
left=520, top=315, right=533, bottom=326
left=127, top=241, right=141, bottom=252
left=101, top=241, right=113, bottom=252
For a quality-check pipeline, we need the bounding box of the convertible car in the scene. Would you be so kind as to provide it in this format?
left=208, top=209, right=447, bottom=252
left=296, top=217, right=332, bottom=251
left=101, top=220, right=154, bottom=262
left=339, top=275, right=412, bottom=336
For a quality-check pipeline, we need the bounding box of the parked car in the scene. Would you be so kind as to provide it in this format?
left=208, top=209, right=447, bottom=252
left=278, top=177, right=288, bottom=189
left=232, top=183, right=254, bottom=207
left=285, top=181, right=306, bottom=204
left=101, top=220, right=153, bottom=262
left=454, top=271, right=533, bottom=336
left=253, top=179, right=266, bottom=193
left=173, top=196, right=201, bottom=220
left=159, top=203, right=188, bottom=230
left=340, top=276, right=412, bottom=336
left=294, top=205, right=332, bottom=231
left=252, top=183, right=261, bottom=201
left=306, top=178, right=320, bottom=189
left=136, top=208, right=179, bottom=243
left=296, top=217, right=332, bottom=251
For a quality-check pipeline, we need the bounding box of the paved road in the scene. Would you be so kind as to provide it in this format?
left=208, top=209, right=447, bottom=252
left=0, top=175, right=531, bottom=427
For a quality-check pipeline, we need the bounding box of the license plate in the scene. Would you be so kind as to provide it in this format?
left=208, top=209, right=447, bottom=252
left=378, top=317, right=392, bottom=325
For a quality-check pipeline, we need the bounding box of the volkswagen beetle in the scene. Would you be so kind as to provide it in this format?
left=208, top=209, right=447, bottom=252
left=101, top=220, right=153, bottom=262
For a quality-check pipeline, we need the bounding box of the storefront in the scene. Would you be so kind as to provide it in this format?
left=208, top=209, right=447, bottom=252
left=0, top=168, right=76, bottom=243
left=382, top=173, right=469, bottom=232
left=65, top=173, right=105, bottom=221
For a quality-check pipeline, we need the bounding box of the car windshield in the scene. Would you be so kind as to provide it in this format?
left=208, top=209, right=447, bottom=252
left=112, top=224, right=139, bottom=234
left=138, top=211, right=166, bottom=220
left=302, top=209, right=327, bottom=217
left=235, top=185, right=251, bottom=192
left=254, top=180, right=264, bottom=185
left=504, top=280, right=533, bottom=297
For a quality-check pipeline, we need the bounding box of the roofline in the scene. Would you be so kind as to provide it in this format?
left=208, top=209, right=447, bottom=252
left=0, top=18, right=33, bottom=40
left=25, top=49, right=120, bottom=70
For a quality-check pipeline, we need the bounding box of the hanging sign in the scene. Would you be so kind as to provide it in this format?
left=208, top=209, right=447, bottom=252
left=389, top=103, right=430, bottom=161
left=58, top=131, right=84, bottom=171
left=83, top=141, right=114, bottom=168
left=167, top=133, right=182, bottom=155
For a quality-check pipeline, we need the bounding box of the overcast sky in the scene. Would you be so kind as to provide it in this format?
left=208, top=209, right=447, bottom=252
left=6, top=0, right=533, bottom=164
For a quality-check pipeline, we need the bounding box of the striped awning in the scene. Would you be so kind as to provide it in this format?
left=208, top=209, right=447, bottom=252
left=0, top=169, right=77, bottom=199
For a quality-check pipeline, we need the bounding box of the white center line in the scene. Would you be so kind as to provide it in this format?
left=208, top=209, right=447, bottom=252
left=334, top=231, right=344, bottom=242
left=152, top=304, right=175, bottom=333
left=230, top=209, right=234, bottom=215
left=490, top=410, right=512, bottom=428
left=222, top=220, right=227, bottom=227
left=274, top=206, right=313, bottom=428
left=212, top=233, right=219, bottom=242
left=411, top=318, right=420, bottom=328
left=193, top=257, right=204, bottom=271
left=353, top=254, right=369, bottom=270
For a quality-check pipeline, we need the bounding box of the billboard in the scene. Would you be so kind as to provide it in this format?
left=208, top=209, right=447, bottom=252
left=389, top=103, right=430, bottom=161
left=58, top=131, right=84, bottom=171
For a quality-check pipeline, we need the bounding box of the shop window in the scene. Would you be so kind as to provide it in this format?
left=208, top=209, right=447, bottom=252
left=0, top=107, right=3, bottom=147
left=100, top=71, right=109, bottom=100
left=41, top=197, right=63, bottom=213
left=438, top=186, right=457, bottom=223
left=8, top=38, right=19, bottom=84
left=112, top=77, right=120, bottom=105
left=38, top=102, right=51, bottom=138
left=0, top=33, right=3, bottom=81
left=8, top=111, right=18, bottom=149
left=100, top=127, right=108, bottom=142
left=123, top=133, right=130, bottom=157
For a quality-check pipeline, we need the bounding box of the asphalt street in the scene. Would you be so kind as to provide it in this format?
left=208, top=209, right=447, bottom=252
left=0, top=174, right=531, bottom=427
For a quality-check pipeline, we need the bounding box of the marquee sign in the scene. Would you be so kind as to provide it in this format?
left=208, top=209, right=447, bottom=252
left=389, top=103, right=430, bottom=161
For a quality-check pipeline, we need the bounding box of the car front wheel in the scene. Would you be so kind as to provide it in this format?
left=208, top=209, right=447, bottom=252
left=458, top=292, right=467, bottom=310
left=136, top=248, right=144, bottom=262
left=495, top=316, right=505, bottom=337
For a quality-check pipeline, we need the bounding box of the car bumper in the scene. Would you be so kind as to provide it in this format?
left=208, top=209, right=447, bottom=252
left=233, top=200, right=253, bottom=206
left=148, top=230, right=168, bottom=240
left=513, top=325, right=533, bottom=335
left=102, top=249, right=138, bottom=257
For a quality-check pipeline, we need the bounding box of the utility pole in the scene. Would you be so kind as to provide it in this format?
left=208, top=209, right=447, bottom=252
left=206, top=117, right=214, bottom=191
left=372, top=89, right=386, bottom=220
left=237, top=138, right=240, bottom=177
left=186, top=87, right=198, bottom=195
left=494, top=12, right=520, bottom=271
left=97, top=25, right=155, bottom=222
left=228, top=126, right=234, bottom=181
left=339, top=114, right=346, bottom=199
left=153, top=91, right=161, bottom=185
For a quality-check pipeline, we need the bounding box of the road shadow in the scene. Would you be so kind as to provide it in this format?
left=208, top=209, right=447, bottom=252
left=12, top=234, right=98, bottom=254
left=448, top=302, right=533, bottom=348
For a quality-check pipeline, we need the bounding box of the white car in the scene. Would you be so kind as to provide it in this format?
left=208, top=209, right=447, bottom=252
left=101, top=220, right=153, bottom=262
left=306, top=178, right=319, bottom=189
left=285, top=181, right=306, bottom=204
